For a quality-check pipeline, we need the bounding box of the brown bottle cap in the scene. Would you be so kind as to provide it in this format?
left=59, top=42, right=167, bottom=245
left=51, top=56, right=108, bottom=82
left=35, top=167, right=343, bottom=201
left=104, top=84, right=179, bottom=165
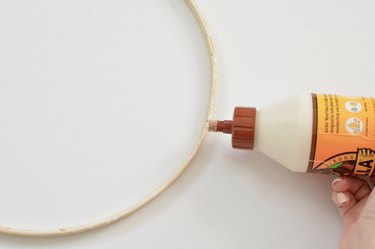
left=208, top=107, right=256, bottom=150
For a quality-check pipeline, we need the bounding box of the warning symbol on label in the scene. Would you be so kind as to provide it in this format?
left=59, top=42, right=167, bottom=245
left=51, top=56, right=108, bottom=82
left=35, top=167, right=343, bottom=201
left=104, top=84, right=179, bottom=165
left=345, top=118, right=363, bottom=135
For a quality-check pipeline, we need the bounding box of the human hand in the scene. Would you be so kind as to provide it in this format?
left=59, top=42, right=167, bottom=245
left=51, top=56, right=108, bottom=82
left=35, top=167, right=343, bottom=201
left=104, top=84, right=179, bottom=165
left=332, top=176, right=375, bottom=249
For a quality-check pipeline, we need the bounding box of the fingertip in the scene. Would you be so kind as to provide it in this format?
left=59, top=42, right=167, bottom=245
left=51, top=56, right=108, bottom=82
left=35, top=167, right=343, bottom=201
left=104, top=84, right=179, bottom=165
left=336, top=192, right=349, bottom=207
left=332, top=177, right=344, bottom=188
left=332, top=191, right=350, bottom=207
left=332, top=176, right=355, bottom=192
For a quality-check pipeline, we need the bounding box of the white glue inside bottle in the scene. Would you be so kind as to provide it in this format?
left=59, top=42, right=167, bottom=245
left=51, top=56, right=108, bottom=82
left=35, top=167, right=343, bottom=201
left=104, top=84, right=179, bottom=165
left=209, top=93, right=375, bottom=176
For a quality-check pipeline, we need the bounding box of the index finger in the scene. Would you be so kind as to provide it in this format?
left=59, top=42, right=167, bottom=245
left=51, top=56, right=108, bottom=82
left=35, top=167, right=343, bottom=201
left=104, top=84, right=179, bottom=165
left=332, top=176, right=372, bottom=201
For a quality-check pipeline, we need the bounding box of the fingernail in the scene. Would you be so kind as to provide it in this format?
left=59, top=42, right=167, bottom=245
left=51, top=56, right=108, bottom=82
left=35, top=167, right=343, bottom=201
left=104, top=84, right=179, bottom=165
left=332, top=177, right=343, bottom=187
left=337, top=192, right=348, bottom=206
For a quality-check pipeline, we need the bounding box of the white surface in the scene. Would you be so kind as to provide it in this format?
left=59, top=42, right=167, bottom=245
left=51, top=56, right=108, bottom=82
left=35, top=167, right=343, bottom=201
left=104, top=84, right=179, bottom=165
left=0, top=0, right=374, bottom=248
left=0, top=0, right=211, bottom=230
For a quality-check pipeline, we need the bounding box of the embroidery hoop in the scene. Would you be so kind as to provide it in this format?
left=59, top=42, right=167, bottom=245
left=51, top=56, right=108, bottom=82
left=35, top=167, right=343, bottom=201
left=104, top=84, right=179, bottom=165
left=0, top=0, right=217, bottom=237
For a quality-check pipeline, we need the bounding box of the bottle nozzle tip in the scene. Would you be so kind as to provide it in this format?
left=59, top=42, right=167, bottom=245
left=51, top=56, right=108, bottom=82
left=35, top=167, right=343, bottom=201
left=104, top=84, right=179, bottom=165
left=208, top=120, right=218, bottom=132
left=208, top=120, right=233, bottom=133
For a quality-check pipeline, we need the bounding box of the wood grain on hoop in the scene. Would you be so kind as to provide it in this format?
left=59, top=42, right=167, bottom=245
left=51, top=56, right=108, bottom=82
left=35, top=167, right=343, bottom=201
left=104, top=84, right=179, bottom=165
left=0, top=0, right=217, bottom=237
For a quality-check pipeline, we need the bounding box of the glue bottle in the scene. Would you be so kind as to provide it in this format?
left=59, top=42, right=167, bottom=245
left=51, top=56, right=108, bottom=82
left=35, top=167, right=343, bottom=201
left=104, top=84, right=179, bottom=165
left=209, top=93, right=375, bottom=176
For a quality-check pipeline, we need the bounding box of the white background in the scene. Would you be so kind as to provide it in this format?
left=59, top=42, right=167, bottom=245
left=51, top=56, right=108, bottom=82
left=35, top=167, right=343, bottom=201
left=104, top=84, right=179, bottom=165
left=0, top=0, right=374, bottom=248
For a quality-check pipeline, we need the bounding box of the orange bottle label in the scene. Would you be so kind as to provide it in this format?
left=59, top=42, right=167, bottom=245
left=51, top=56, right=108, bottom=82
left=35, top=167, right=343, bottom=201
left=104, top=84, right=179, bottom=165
left=308, top=94, right=375, bottom=176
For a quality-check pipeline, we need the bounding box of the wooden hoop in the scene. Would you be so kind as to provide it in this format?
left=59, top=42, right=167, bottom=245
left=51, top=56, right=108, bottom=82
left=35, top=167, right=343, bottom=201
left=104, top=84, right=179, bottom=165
left=0, top=0, right=217, bottom=237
